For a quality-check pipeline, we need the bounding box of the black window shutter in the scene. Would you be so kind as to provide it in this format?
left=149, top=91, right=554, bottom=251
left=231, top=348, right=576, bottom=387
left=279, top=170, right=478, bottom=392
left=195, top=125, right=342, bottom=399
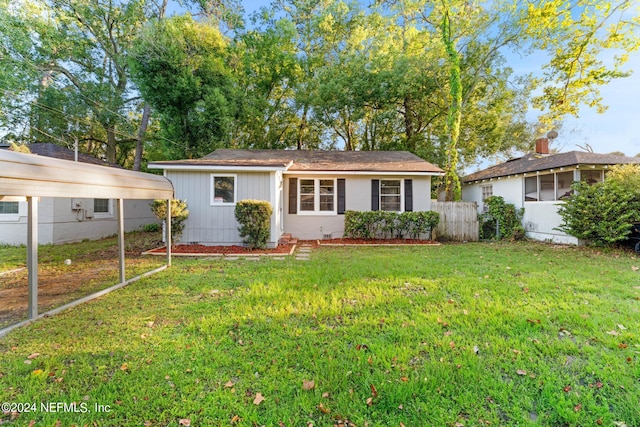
left=288, top=178, right=297, bottom=214
left=337, top=179, right=346, bottom=214
left=371, top=179, right=379, bottom=211
left=404, top=179, right=413, bottom=212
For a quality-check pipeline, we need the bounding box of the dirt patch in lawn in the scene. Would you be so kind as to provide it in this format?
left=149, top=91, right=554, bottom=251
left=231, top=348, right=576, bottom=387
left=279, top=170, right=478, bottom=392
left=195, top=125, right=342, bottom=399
left=0, top=231, right=165, bottom=329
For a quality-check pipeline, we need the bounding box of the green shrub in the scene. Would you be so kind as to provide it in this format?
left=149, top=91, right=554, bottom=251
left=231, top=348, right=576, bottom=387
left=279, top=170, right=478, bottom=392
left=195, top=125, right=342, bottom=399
left=142, top=223, right=160, bottom=232
left=479, top=196, right=524, bottom=241
left=556, top=179, right=640, bottom=246
left=235, top=200, right=273, bottom=249
left=344, top=210, right=439, bottom=240
left=150, top=199, right=189, bottom=242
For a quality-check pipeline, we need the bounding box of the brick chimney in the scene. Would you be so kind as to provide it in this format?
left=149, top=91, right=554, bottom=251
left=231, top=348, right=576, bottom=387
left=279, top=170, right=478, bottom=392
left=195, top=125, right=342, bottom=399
left=535, top=137, right=549, bottom=155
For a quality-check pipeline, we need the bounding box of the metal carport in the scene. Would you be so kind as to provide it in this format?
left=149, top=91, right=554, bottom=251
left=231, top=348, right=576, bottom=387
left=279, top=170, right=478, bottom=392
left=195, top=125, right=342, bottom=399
left=0, top=149, right=174, bottom=337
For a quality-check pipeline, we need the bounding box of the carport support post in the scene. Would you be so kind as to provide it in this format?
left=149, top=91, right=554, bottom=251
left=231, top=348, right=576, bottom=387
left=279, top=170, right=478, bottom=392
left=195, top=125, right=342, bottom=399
left=166, top=199, right=172, bottom=267
left=27, top=196, right=38, bottom=319
left=117, top=198, right=125, bottom=283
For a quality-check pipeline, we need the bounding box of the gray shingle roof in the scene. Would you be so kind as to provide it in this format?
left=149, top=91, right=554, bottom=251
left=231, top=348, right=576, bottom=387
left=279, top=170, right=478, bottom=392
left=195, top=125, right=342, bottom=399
left=26, top=143, right=112, bottom=166
left=152, top=149, right=444, bottom=173
left=463, top=151, right=640, bottom=183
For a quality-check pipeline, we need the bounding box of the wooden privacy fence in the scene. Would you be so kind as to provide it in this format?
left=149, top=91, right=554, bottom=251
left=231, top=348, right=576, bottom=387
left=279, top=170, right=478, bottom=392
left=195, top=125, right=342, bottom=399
left=431, top=200, right=479, bottom=242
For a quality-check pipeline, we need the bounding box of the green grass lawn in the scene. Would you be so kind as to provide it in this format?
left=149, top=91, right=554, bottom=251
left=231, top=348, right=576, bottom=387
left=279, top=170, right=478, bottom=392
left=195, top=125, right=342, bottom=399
left=1, top=242, right=639, bottom=426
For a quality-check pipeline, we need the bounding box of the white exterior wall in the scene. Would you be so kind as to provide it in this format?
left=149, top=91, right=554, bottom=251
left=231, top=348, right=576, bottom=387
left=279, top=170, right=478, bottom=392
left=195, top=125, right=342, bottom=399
left=462, top=175, right=579, bottom=244
left=167, top=170, right=281, bottom=247
left=0, top=198, right=156, bottom=246
left=522, top=201, right=579, bottom=244
left=284, top=174, right=432, bottom=240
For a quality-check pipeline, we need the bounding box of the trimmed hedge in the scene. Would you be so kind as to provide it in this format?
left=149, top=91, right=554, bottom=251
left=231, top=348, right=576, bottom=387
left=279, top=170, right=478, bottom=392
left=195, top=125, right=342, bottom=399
left=235, top=200, right=273, bottom=249
left=344, top=210, right=440, bottom=240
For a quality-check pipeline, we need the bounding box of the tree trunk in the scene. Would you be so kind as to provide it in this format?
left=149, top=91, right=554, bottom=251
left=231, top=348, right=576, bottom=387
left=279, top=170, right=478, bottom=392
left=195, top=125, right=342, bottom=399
left=441, top=9, right=462, bottom=201
left=133, top=103, right=151, bottom=171
left=106, top=126, right=117, bottom=164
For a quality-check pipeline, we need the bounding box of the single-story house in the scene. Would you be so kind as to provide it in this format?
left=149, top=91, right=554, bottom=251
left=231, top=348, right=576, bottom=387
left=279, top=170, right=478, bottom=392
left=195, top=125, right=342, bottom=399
left=149, top=149, right=444, bottom=246
left=462, top=138, right=640, bottom=244
left=0, top=143, right=159, bottom=245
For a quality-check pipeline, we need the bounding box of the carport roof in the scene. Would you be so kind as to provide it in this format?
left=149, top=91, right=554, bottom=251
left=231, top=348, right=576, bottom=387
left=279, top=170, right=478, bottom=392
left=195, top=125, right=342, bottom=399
left=0, top=149, right=174, bottom=200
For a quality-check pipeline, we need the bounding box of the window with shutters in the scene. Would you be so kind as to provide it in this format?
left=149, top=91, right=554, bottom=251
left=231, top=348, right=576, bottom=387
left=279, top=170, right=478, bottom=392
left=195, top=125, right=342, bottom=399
left=298, top=178, right=336, bottom=214
left=372, top=179, right=411, bottom=212
left=380, top=180, right=401, bottom=211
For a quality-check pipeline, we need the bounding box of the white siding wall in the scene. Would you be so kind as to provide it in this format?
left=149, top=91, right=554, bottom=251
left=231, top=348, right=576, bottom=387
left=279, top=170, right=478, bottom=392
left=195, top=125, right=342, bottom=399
left=463, top=177, right=578, bottom=244
left=167, top=170, right=280, bottom=247
left=523, top=202, right=579, bottom=244
left=0, top=198, right=156, bottom=245
left=284, top=174, right=432, bottom=240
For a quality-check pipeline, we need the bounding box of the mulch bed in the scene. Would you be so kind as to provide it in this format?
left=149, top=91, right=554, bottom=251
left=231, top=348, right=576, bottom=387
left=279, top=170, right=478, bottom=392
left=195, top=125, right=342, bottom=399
left=145, top=244, right=295, bottom=255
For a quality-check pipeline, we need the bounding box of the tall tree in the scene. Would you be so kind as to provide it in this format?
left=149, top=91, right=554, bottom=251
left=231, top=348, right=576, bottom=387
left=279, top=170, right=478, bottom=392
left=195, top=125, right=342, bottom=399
left=130, top=14, right=238, bottom=159
left=0, top=0, right=164, bottom=166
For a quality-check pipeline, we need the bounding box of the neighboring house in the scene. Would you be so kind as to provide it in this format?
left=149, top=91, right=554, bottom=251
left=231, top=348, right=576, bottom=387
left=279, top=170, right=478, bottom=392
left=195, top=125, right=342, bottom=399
left=149, top=149, right=443, bottom=246
left=462, top=138, right=640, bottom=244
left=0, top=143, right=158, bottom=245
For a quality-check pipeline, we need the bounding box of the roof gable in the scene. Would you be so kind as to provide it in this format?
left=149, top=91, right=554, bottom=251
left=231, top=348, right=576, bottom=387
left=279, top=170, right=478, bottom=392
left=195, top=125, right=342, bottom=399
left=463, top=151, right=640, bottom=183
left=150, top=149, right=443, bottom=174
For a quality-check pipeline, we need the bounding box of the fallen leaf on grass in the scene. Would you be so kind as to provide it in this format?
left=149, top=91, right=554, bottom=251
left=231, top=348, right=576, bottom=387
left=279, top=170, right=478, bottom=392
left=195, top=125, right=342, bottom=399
left=607, top=330, right=620, bottom=336
left=516, top=370, right=527, bottom=376
left=231, top=415, right=240, bottom=424
left=303, top=379, right=315, bottom=390
left=178, top=419, right=191, bottom=426
left=370, top=384, right=378, bottom=397
left=27, top=353, right=40, bottom=359
left=563, top=385, right=572, bottom=392
left=28, top=421, right=36, bottom=427
left=617, top=324, right=627, bottom=330
left=400, top=376, right=409, bottom=382
left=632, top=266, right=638, bottom=271
left=317, top=403, right=330, bottom=414
left=574, top=403, right=582, bottom=412
left=120, top=363, right=128, bottom=371
left=366, top=397, right=373, bottom=406
left=322, top=392, right=330, bottom=398
left=619, top=343, right=628, bottom=349
left=253, top=393, right=265, bottom=405
left=224, top=380, right=235, bottom=388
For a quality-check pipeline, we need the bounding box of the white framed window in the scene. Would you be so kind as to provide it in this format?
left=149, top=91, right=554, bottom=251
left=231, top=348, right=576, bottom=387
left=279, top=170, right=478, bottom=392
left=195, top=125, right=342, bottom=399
left=0, top=201, right=23, bottom=222
left=298, top=178, right=336, bottom=214
left=481, top=185, right=493, bottom=211
left=380, top=179, right=402, bottom=211
left=0, top=201, right=19, bottom=215
left=93, top=198, right=112, bottom=218
left=211, top=174, right=236, bottom=205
